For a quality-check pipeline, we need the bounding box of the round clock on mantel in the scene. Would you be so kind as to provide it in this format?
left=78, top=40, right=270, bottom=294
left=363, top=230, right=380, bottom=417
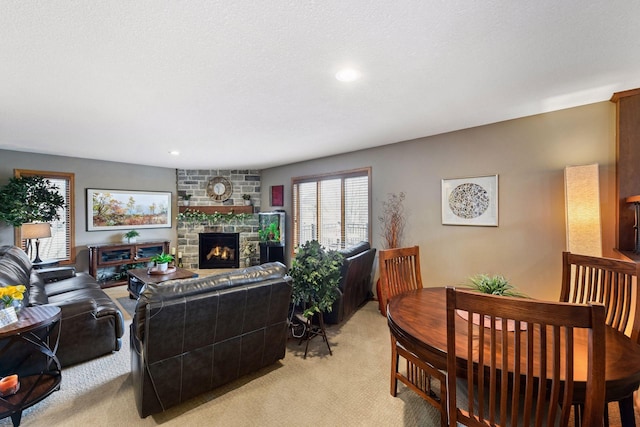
left=206, top=176, right=233, bottom=202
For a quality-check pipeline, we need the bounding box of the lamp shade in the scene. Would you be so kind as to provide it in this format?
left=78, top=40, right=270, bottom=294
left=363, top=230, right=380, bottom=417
left=21, top=222, right=52, bottom=239
left=564, top=164, right=602, bottom=257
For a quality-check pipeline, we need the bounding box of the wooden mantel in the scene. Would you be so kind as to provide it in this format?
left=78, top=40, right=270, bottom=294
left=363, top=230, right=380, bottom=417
left=178, top=205, right=254, bottom=215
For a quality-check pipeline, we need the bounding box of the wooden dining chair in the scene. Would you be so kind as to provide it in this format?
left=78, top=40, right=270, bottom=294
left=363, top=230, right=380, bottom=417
left=560, top=251, right=640, bottom=425
left=446, top=287, right=606, bottom=427
left=380, top=246, right=447, bottom=426
left=378, top=246, right=423, bottom=318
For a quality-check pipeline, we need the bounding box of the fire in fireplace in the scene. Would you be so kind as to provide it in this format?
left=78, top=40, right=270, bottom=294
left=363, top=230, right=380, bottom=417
left=199, top=232, right=240, bottom=269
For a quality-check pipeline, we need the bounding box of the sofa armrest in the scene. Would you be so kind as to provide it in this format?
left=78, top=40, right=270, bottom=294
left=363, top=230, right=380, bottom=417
left=48, top=298, right=98, bottom=319
left=36, top=266, right=77, bottom=283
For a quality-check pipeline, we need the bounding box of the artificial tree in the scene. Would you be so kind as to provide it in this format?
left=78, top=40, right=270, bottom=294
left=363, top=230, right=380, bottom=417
left=290, top=240, right=343, bottom=319
left=0, top=175, right=64, bottom=227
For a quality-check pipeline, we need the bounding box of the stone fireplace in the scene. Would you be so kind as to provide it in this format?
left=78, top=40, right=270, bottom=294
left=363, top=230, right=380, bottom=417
left=176, top=169, right=262, bottom=270
left=199, top=232, right=240, bottom=269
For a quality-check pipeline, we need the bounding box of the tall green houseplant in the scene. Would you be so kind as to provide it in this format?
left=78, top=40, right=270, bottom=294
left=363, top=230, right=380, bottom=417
left=0, top=175, right=65, bottom=227
left=290, top=240, right=343, bottom=319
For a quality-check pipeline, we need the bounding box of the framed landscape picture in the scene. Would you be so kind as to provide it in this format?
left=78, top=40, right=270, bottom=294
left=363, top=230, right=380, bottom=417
left=86, top=189, right=172, bottom=231
left=441, top=175, right=498, bottom=226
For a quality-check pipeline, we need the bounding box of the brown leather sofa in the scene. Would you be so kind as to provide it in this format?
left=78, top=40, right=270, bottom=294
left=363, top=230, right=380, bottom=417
left=130, top=262, right=292, bottom=418
left=324, top=241, right=377, bottom=325
left=0, top=245, right=125, bottom=367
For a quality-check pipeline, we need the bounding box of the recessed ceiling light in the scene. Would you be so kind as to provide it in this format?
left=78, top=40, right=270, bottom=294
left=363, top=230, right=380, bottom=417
left=169, top=150, right=180, bottom=156
left=335, top=68, right=360, bottom=82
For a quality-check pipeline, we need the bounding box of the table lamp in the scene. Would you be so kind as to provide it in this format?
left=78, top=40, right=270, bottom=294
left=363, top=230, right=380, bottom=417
left=21, top=223, right=52, bottom=263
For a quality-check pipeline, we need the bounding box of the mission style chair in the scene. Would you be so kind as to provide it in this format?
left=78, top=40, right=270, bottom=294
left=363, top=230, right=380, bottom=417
left=560, top=251, right=640, bottom=425
left=379, top=246, right=447, bottom=426
left=446, top=287, right=606, bottom=426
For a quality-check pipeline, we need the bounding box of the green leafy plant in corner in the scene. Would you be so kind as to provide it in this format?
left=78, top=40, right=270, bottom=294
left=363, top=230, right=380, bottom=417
left=151, top=252, right=174, bottom=265
left=290, top=240, right=344, bottom=319
left=0, top=175, right=65, bottom=227
left=465, top=274, right=524, bottom=297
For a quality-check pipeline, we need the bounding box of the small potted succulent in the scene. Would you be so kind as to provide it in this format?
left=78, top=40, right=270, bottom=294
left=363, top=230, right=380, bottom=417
left=123, top=230, right=140, bottom=243
left=242, top=194, right=252, bottom=205
left=182, top=194, right=193, bottom=206
left=151, top=252, right=174, bottom=272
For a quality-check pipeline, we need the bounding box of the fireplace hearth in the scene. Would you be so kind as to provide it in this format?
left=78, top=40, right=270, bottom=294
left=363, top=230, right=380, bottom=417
left=199, top=232, right=240, bottom=269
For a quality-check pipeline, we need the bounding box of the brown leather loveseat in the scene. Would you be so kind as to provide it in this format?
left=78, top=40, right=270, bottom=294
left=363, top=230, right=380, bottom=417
left=130, top=262, right=292, bottom=418
left=324, top=241, right=377, bottom=324
left=0, top=245, right=125, bottom=367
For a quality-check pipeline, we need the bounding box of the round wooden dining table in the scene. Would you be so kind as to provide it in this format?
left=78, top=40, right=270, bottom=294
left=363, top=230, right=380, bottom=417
left=387, top=287, right=640, bottom=426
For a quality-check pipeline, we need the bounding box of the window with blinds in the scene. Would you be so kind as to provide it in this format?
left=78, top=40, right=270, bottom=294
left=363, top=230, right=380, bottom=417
left=293, top=167, right=371, bottom=250
left=16, top=170, right=75, bottom=264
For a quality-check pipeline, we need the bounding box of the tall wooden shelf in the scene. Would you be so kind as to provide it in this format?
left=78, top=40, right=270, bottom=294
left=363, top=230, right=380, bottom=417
left=88, top=240, right=170, bottom=288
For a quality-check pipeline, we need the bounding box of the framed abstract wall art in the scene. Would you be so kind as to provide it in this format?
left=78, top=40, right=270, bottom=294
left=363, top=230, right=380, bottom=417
left=441, top=175, right=498, bottom=226
left=86, top=189, right=172, bottom=231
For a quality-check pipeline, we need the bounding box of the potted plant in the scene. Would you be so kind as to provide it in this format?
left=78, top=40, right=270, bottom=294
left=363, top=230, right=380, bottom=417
left=182, top=194, right=193, bottom=206
left=242, top=194, right=252, bottom=205
left=465, top=274, right=524, bottom=297
left=151, top=252, right=174, bottom=272
left=290, top=240, right=344, bottom=319
left=0, top=175, right=64, bottom=227
left=123, top=230, right=140, bottom=243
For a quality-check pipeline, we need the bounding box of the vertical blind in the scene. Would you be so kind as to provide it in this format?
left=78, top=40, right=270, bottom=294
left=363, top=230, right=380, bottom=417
left=293, top=168, right=371, bottom=250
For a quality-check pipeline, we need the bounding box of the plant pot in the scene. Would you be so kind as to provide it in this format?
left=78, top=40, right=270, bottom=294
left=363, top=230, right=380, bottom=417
left=127, top=237, right=136, bottom=244
left=157, top=262, right=169, bottom=272
left=0, top=306, right=18, bottom=328
left=243, top=200, right=252, bottom=206
left=183, top=200, right=190, bottom=206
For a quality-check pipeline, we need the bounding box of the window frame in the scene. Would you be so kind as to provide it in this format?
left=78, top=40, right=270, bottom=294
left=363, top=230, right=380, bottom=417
left=13, top=169, right=75, bottom=265
left=292, top=167, right=371, bottom=252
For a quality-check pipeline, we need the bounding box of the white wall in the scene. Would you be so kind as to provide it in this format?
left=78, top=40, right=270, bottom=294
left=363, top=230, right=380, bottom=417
left=260, top=102, right=616, bottom=301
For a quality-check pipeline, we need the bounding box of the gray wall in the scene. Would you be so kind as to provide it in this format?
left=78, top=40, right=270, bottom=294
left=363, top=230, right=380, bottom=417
left=0, top=101, right=617, bottom=300
left=260, top=101, right=617, bottom=301
left=0, top=150, right=177, bottom=271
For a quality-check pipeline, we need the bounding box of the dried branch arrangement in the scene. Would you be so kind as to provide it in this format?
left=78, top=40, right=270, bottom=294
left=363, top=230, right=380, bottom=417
left=378, top=192, right=406, bottom=249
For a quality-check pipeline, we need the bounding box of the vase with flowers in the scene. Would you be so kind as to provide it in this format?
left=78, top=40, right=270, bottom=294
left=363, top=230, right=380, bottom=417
left=0, top=285, right=26, bottom=327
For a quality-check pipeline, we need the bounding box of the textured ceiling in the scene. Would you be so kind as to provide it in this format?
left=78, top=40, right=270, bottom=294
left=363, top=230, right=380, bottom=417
left=2, top=1, right=640, bottom=169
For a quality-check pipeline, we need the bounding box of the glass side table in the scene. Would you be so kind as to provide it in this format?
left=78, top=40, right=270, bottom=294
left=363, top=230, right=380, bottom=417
left=0, top=306, right=62, bottom=427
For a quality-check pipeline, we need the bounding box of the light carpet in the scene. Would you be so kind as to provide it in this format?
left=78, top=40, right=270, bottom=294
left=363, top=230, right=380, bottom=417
left=1, top=285, right=635, bottom=427
left=1, top=290, right=440, bottom=427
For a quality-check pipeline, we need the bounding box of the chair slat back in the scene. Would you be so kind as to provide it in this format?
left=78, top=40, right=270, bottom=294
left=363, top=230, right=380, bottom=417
left=378, top=246, right=422, bottom=316
left=446, top=287, right=606, bottom=427
left=561, top=251, right=640, bottom=342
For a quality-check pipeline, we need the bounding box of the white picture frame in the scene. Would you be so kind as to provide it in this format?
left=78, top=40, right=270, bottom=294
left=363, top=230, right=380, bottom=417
left=441, top=175, right=498, bottom=226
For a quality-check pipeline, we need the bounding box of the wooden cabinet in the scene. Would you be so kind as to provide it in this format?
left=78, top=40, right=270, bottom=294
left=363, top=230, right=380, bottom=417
left=259, top=242, right=285, bottom=264
left=88, top=240, right=170, bottom=288
left=611, top=88, right=640, bottom=253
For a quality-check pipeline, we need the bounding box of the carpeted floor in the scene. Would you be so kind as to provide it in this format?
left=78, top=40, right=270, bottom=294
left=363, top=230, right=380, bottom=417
left=116, top=296, right=136, bottom=317
left=2, top=286, right=636, bottom=426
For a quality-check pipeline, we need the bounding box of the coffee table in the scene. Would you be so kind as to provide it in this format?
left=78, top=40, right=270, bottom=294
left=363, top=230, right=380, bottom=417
left=127, top=267, right=198, bottom=299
